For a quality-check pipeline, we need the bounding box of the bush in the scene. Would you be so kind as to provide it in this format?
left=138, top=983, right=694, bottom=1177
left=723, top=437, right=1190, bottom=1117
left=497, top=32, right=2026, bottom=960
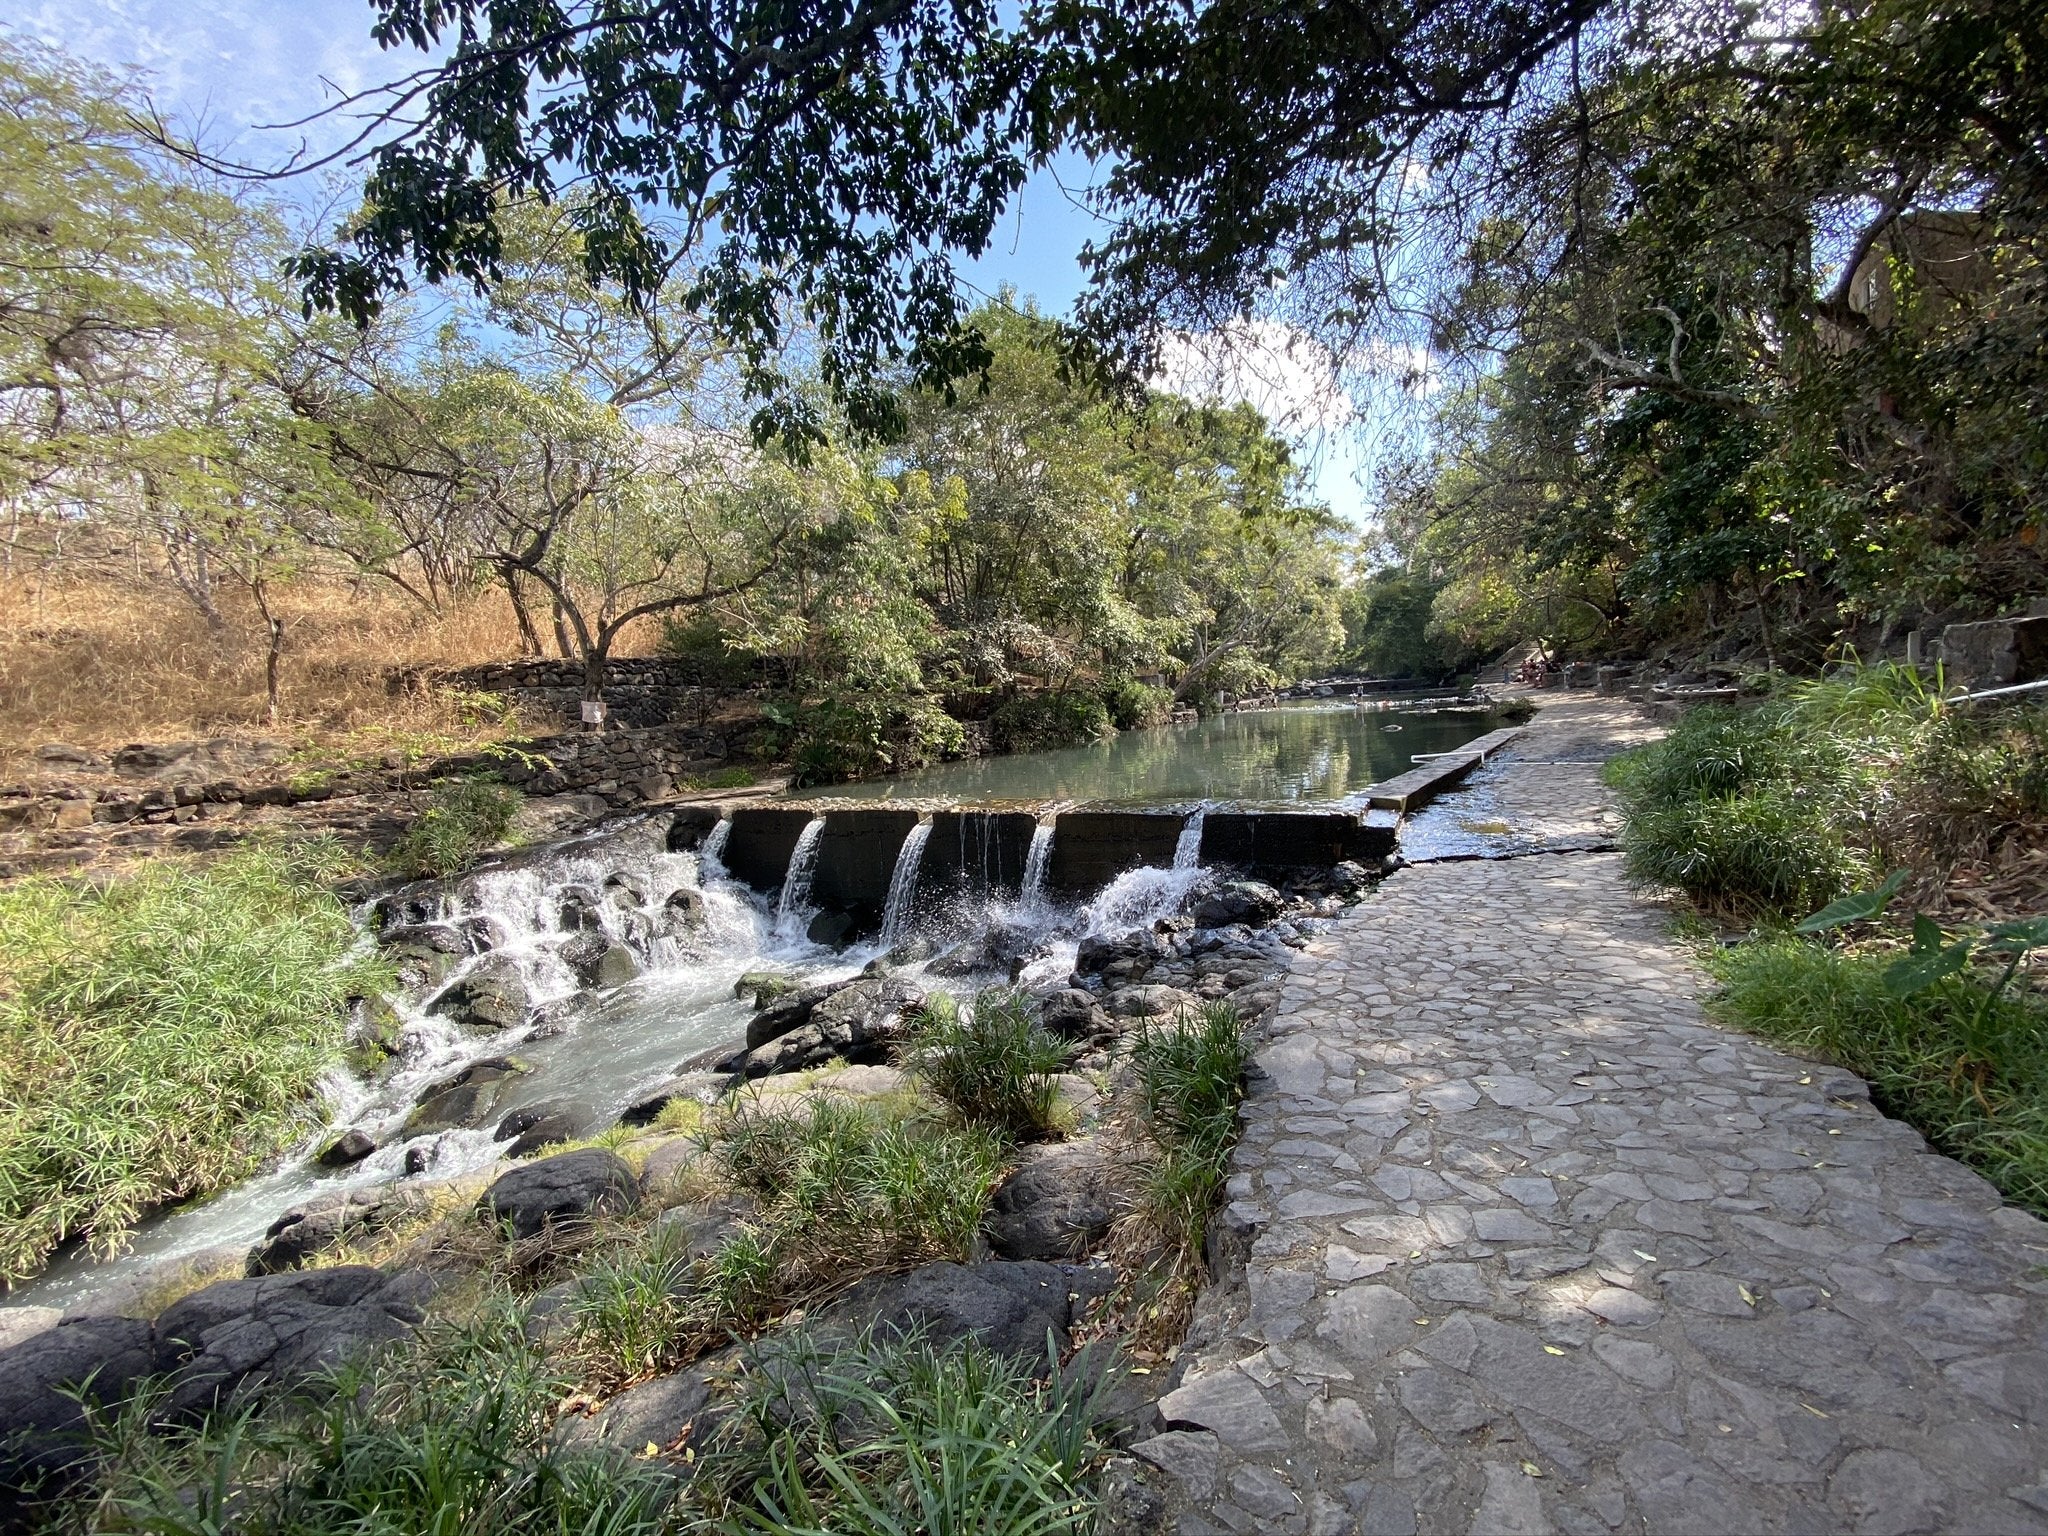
left=1130, top=1003, right=1250, bottom=1259
left=685, top=765, right=758, bottom=791
left=787, top=692, right=967, bottom=786
left=1706, top=934, right=2048, bottom=1214
left=64, top=1294, right=675, bottom=1535
left=989, top=689, right=1114, bottom=753
left=0, top=844, right=385, bottom=1281
left=903, top=990, right=1071, bottom=1140
left=1101, top=679, right=1173, bottom=731
left=387, top=774, right=521, bottom=878
left=696, top=1327, right=1103, bottom=1536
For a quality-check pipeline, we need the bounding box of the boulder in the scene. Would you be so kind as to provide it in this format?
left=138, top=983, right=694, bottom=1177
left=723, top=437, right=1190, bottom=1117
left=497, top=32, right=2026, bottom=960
left=651, top=1199, right=758, bottom=1261
left=595, top=944, right=641, bottom=988
left=481, top=1149, right=637, bottom=1239
left=1076, top=931, right=1167, bottom=983
left=1104, top=984, right=1201, bottom=1019
left=428, top=954, right=534, bottom=1031
left=734, top=971, right=801, bottom=1007
left=1191, top=881, right=1285, bottom=929
left=744, top=981, right=843, bottom=1049
left=558, top=930, right=609, bottom=986
left=740, top=976, right=926, bottom=1077
left=316, top=1129, right=378, bottom=1169
left=494, top=1098, right=593, bottom=1158
left=555, top=1346, right=738, bottom=1462
left=245, top=1188, right=395, bottom=1275
left=806, top=910, right=855, bottom=948
left=152, top=1267, right=435, bottom=1420
left=820, top=1261, right=1078, bottom=1366
left=1039, top=988, right=1114, bottom=1042
left=1328, top=859, right=1373, bottom=894
left=618, top=1072, right=731, bottom=1127
left=0, top=1316, right=155, bottom=1497
left=379, top=923, right=474, bottom=991
left=662, top=888, right=707, bottom=934
left=0, top=1308, right=59, bottom=1354
left=402, top=1056, right=533, bottom=1137
left=986, top=1142, right=1115, bottom=1260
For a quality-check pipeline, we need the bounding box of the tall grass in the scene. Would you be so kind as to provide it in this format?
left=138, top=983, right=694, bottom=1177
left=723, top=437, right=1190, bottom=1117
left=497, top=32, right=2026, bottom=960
left=698, top=1328, right=1104, bottom=1536
left=1707, top=934, right=2048, bottom=1215
left=1130, top=1003, right=1250, bottom=1264
left=57, top=1293, right=676, bottom=1536
left=902, top=990, right=1070, bottom=1140
left=386, top=774, right=521, bottom=878
left=0, top=844, right=384, bottom=1280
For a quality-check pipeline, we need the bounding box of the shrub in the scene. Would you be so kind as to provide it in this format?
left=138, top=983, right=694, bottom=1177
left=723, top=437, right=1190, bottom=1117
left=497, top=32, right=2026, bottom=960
left=989, top=689, right=1114, bottom=753
left=685, top=765, right=758, bottom=791
left=0, top=844, right=385, bottom=1281
left=696, top=1327, right=1103, bottom=1536
left=1706, top=933, right=2048, bottom=1215
left=569, top=1220, right=695, bottom=1387
left=1101, top=679, right=1173, bottom=731
left=788, top=692, right=967, bottom=786
left=387, top=773, right=521, bottom=878
left=1130, top=1002, right=1250, bottom=1260
left=65, top=1293, right=676, bottom=1535
left=902, top=990, right=1070, bottom=1139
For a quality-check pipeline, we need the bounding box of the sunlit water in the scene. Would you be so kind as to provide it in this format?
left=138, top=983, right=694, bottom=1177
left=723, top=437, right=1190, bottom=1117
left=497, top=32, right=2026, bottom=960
left=790, top=703, right=1510, bottom=807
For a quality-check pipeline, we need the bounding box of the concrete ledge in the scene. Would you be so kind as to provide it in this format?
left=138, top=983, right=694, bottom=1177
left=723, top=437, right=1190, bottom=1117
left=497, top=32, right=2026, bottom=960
left=1199, top=812, right=1393, bottom=873
left=1045, top=811, right=1187, bottom=899
left=811, top=811, right=919, bottom=933
left=723, top=807, right=818, bottom=892
left=916, top=810, right=1041, bottom=906
left=1364, top=727, right=1524, bottom=811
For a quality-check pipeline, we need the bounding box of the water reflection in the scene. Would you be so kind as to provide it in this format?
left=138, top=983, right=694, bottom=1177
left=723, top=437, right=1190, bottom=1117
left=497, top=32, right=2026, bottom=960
left=792, top=704, right=1510, bottom=808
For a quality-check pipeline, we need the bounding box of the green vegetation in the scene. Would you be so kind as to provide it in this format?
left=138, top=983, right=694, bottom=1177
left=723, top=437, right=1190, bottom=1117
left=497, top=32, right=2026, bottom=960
left=698, top=1328, right=1104, bottom=1536
left=0, top=844, right=383, bottom=1281
left=990, top=690, right=1115, bottom=754
left=1129, top=1003, right=1251, bottom=1263
left=903, top=990, right=1071, bottom=1141
left=1706, top=935, right=2048, bottom=1216
left=567, top=1219, right=697, bottom=1389
left=386, top=775, right=521, bottom=879
left=783, top=693, right=968, bottom=787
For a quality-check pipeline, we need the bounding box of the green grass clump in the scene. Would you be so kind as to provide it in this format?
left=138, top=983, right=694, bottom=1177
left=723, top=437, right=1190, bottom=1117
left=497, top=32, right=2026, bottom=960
left=697, top=1327, right=1103, bottom=1536
left=62, top=1294, right=675, bottom=1536
left=0, top=844, right=385, bottom=1281
left=685, top=765, right=759, bottom=791
left=1706, top=933, right=2048, bottom=1214
left=387, top=774, right=521, bottom=879
left=1131, top=1002, right=1250, bottom=1261
left=710, top=1095, right=1008, bottom=1279
left=569, top=1219, right=696, bottom=1388
left=903, top=989, right=1070, bottom=1140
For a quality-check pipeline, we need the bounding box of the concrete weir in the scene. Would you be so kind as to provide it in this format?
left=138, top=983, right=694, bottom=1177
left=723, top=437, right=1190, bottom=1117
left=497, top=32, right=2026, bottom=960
left=915, top=810, right=1041, bottom=906
left=1198, top=811, right=1393, bottom=873
left=808, top=810, right=918, bottom=934
left=1044, top=811, right=1187, bottom=899
left=719, top=807, right=818, bottom=893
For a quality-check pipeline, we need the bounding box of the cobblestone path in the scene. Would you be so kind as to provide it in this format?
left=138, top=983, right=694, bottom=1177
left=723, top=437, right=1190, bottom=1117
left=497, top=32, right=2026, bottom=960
left=1135, top=699, right=2048, bottom=1536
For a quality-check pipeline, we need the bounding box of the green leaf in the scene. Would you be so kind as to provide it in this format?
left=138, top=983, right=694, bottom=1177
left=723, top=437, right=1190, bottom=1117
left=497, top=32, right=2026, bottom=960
left=1883, top=940, right=1970, bottom=996
left=1983, top=918, right=2048, bottom=957
left=1796, top=869, right=1909, bottom=933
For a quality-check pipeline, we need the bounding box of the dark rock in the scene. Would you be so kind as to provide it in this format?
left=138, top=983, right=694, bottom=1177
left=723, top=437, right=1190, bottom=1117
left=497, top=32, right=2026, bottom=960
left=665, top=806, right=723, bottom=852
left=595, top=944, right=641, bottom=988
left=555, top=1346, right=739, bottom=1462
left=316, top=1129, right=377, bottom=1168
left=806, top=909, right=855, bottom=947
left=558, top=885, right=605, bottom=932
left=1040, top=988, right=1114, bottom=1041
left=1329, top=859, right=1373, bottom=893
left=428, top=954, right=534, bottom=1031
left=152, top=1267, right=433, bottom=1421
left=1077, top=931, right=1168, bottom=983
left=987, top=1141, right=1115, bottom=1260
left=494, top=1098, right=592, bottom=1158
left=1104, top=984, right=1200, bottom=1019
left=745, top=981, right=844, bottom=1049
left=402, top=1056, right=533, bottom=1136
left=741, top=975, right=926, bottom=1077
left=821, top=1260, right=1078, bottom=1366
left=1190, top=881, right=1285, bottom=929
left=34, top=742, right=101, bottom=768
left=402, top=1144, right=434, bottom=1177
left=0, top=1316, right=154, bottom=1498
left=619, top=1072, right=731, bottom=1126
left=662, top=888, right=707, bottom=933
left=481, top=1149, right=637, bottom=1239
left=734, top=970, right=800, bottom=1007
left=245, top=1188, right=394, bottom=1275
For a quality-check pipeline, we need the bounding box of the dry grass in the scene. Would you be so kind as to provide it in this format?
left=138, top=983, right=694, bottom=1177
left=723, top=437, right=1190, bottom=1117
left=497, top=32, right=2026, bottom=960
left=0, top=574, right=556, bottom=775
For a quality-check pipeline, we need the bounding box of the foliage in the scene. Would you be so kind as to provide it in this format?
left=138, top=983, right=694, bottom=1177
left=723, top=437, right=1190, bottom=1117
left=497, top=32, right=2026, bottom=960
left=1101, top=678, right=1173, bottom=730
left=386, top=774, right=521, bottom=879
left=695, top=1328, right=1105, bottom=1536
left=1340, top=568, right=1480, bottom=682
left=1706, top=935, right=2048, bottom=1217
left=902, top=990, right=1071, bottom=1140
left=63, top=1293, right=676, bottom=1535
left=787, top=692, right=967, bottom=787
left=0, top=844, right=382, bottom=1281
left=1129, top=1002, right=1250, bottom=1259
left=568, top=1219, right=696, bottom=1388
left=989, top=689, right=1114, bottom=754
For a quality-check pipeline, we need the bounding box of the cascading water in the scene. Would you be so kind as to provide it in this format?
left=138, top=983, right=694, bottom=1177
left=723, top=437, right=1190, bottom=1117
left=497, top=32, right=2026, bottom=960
left=1019, top=822, right=1055, bottom=911
left=774, top=817, right=827, bottom=938
left=1173, top=805, right=1208, bottom=869
left=879, top=822, right=933, bottom=945
left=698, top=816, right=732, bottom=875
left=1079, top=804, right=1211, bottom=940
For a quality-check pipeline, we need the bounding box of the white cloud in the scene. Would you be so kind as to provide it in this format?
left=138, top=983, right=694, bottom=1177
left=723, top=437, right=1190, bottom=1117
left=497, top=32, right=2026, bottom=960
left=1152, top=318, right=1359, bottom=434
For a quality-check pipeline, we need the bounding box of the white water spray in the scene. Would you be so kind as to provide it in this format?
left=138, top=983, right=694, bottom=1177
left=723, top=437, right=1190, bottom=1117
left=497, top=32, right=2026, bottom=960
left=880, top=821, right=933, bottom=944
left=775, top=817, right=827, bottom=937
left=1173, top=806, right=1208, bottom=869
left=1020, top=821, right=1055, bottom=910
left=698, top=816, right=732, bottom=875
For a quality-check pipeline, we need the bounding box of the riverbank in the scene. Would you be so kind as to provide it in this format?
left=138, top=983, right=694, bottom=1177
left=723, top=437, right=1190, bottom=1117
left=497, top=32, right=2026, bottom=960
left=1138, top=695, right=2048, bottom=1533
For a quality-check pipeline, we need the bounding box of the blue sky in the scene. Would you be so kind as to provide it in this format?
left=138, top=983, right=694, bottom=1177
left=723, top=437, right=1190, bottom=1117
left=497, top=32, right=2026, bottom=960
left=12, top=0, right=1373, bottom=525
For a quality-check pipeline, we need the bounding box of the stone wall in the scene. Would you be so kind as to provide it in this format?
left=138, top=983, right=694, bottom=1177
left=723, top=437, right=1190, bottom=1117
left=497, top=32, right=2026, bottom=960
left=407, top=657, right=790, bottom=731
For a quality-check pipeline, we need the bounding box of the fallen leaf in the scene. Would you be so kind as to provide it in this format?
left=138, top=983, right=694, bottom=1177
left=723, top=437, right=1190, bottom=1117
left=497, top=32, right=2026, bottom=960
left=1543, top=1345, right=1567, bottom=1356
left=1520, top=1461, right=1543, bottom=1477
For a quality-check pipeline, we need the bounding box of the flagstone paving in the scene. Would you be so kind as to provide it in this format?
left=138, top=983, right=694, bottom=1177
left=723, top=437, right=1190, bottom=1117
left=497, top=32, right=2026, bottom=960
left=1133, top=697, right=2048, bottom=1536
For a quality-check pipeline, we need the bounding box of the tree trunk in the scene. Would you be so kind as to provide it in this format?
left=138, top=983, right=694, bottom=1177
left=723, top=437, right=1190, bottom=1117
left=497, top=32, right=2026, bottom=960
left=265, top=616, right=285, bottom=726
left=552, top=600, right=576, bottom=659
left=504, top=569, right=544, bottom=656
left=580, top=644, right=608, bottom=730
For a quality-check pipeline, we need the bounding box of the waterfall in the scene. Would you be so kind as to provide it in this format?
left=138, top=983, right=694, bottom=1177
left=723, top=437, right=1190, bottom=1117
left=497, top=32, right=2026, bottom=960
left=698, top=817, right=732, bottom=877
left=775, top=817, right=827, bottom=937
left=1020, top=821, right=1055, bottom=910
left=880, top=821, right=933, bottom=944
left=1173, top=806, right=1207, bottom=870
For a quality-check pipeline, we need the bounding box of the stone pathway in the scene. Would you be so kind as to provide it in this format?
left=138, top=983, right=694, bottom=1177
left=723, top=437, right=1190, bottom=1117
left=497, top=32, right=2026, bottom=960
left=1136, top=697, right=2048, bottom=1536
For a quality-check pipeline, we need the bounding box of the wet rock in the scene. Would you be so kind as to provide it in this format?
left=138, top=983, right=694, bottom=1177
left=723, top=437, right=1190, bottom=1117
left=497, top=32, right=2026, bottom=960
left=1104, top=984, right=1201, bottom=1019
left=402, top=1056, right=533, bottom=1137
left=619, top=1072, right=732, bottom=1126
left=741, top=976, right=926, bottom=1076
left=806, top=909, right=855, bottom=948
left=558, top=930, right=609, bottom=986
left=662, top=887, right=707, bottom=933
left=428, top=954, right=535, bottom=1031
left=1040, top=988, right=1114, bottom=1041
left=1078, top=931, right=1168, bottom=983
left=494, top=1098, right=593, bottom=1158
left=152, top=1267, right=435, bottom=1421
left=735, top=970, right=801, bottom=1007
left=558, top=885, right=605, bottom=932
left=0, top=1316, right=155, bottom=1499
left=481, top=1149, right=637, bottom=1239
left=379, top=923, right=474, bottom=991
left=246, top=1188, right=395, bottom=1275
left=1191, top=881, right=1285, bottom=929
left=820, top=1260, right=1078, bottom=1365
left=665, top=806, right=723, bottom=852
left=987, top=1141, right=1115, bottom=1260
left=316, top=1129, right=378, bottom=1168
left=745, top=980, right=844, bottom=1049
left=1328, top=859, right=1373, bottom=893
